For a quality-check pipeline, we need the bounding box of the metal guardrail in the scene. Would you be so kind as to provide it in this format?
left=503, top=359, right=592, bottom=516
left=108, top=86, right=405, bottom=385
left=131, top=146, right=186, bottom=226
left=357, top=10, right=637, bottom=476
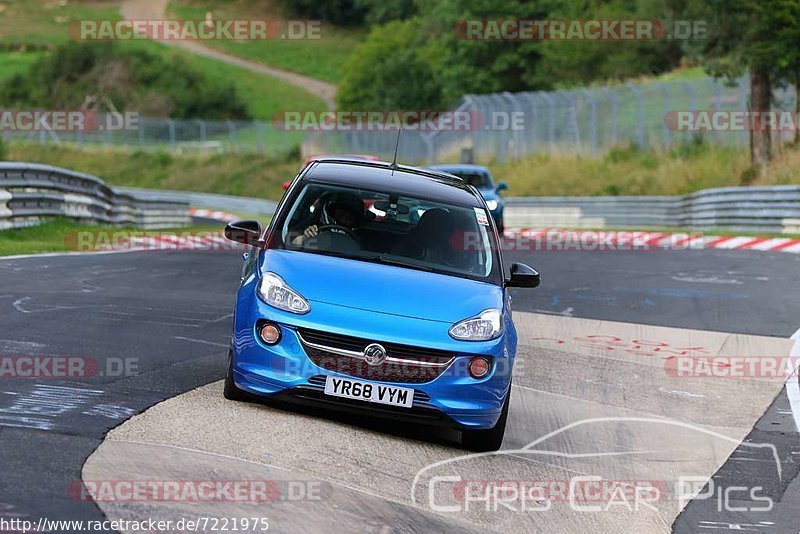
left=506, top=185, right=800, bottom=233
left=0, top=163, right=190, bottom=230
left=115, top=188, right=277, bottom=216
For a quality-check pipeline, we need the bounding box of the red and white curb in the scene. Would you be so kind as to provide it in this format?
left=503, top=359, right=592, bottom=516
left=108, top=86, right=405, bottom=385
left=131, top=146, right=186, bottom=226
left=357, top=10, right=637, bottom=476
left=503, top=229, right=800, bottom=254
left=188, top=208, right=238, bottom=223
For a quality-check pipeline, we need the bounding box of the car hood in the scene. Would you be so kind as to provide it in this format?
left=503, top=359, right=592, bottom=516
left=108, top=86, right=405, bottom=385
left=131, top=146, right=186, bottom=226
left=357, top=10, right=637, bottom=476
left=262, top=250, right=502, bottom=323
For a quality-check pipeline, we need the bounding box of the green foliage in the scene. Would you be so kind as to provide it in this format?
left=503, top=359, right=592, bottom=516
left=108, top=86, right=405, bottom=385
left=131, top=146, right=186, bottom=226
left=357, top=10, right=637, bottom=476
left=337, top=19, right=444, bottom=110
left=690, top=0, right=800, bottom=82
left=0, top=138, right=5, bottom=160
left=280, top=0, right=366, bottom=26
left=0, top=41, right=250, bottom=119
left=338, top=0, right=692, bottom=109
left=531, top=0, right=684, bottom=87
left=355, top=0, right=417, bottom=25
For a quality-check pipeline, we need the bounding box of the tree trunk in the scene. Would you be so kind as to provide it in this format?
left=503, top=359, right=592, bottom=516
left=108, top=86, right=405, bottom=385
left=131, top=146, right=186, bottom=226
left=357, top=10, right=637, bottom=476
left=749, top=69, right=771, bottom=176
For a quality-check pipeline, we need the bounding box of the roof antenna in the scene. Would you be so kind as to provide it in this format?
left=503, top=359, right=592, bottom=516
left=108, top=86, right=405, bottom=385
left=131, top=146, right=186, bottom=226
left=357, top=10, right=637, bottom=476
left=390, top=123, right=402, bottom=176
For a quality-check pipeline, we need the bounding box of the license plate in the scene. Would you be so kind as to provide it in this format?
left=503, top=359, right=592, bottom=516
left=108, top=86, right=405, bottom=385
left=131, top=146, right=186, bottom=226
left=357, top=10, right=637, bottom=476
left=323, top=376, right=414, bottom=408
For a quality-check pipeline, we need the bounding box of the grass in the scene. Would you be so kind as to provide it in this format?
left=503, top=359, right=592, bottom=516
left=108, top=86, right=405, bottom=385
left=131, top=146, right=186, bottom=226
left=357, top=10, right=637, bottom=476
left=0, top=0, right=121, bottom=47
left=167, top=0, right=364, bottom=83
left=487, top=141, right=800, bottom=197
left=7, top=142, right=299, bottom=200
left=0, top=218, right=220, bottom=256
left=0, top=50, right=46, bottom=81
left=0, top=1, right=326, bottom=119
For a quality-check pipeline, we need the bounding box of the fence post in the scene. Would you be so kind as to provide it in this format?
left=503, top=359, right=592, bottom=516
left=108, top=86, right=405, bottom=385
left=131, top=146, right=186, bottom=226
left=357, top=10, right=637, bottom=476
left=626, top=82, right=645, bottom=148
left=582, top=89, right=598, bottom=154
left=521, top=92, right=539, bottom=154
left=710, top=78, right=723, bottom=144
left=657, top=82, right=670, bottom=148
left=682, top=81, right=695, bottom=143
left=227, top=120, right=236, bottom=153
left=168, top=119, right=176, bottom=152
left=256, top=121, right=265, bottom=154
left=197, top=119, right=207, bottom=144
left=536, top=91, right=556, bottom=149
left=503, top=91, right=524, bottom=160
left=737, top=75, right=749, bottom=146
left=603, top=87, right=619, bottom=147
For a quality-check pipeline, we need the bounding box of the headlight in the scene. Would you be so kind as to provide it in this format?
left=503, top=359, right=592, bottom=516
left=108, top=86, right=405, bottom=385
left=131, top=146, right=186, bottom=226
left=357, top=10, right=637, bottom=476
left=258, top=273, right=310, bottom=314
left=485, top=200, right=498, bottom=211
left=449, top=309, right=502, bottom=341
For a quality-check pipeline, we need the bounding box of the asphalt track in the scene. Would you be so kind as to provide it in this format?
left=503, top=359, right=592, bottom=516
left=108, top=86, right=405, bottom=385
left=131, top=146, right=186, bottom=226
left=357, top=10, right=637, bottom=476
left=1, top=246, right=799, bottom=533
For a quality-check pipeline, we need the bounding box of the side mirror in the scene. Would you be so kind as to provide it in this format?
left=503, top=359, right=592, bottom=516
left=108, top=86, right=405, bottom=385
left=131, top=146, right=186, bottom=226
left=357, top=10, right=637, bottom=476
left=224, top=220, right=263, bottom=247
left=496, top=182, right=509, bottom=192
left=506, top=262, right=540, bottom=288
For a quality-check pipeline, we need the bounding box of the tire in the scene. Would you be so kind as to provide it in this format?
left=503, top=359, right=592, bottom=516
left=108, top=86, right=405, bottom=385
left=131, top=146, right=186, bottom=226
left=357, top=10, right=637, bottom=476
left=223, top=347, right=250, bottom=402
left=461, top=386, right=511, bottom=452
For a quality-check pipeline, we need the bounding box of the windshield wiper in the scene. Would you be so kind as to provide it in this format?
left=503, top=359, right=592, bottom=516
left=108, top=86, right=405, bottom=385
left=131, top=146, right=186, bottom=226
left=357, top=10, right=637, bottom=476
left=363, top=256, right=434, bottom=272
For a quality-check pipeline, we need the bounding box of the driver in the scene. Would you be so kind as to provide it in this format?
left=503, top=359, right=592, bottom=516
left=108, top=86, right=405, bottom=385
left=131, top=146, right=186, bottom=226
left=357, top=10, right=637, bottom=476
left=292, top=192, right=364, bottom=245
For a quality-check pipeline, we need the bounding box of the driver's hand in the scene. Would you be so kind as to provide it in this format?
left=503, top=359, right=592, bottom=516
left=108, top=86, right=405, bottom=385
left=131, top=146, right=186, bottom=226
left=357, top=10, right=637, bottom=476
left=304, top=225, right=319, bottom=239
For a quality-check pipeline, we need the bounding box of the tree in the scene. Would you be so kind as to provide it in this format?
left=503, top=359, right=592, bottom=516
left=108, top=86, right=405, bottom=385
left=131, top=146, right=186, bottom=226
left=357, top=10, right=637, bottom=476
left=688, top=0, right=800, bottom=176
left=336, top=19, right=444, bottom=110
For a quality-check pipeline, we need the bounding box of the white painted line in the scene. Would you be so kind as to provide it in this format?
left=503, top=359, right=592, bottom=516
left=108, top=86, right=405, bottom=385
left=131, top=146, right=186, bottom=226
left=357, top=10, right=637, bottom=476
left=749, top=237, right=792, bottom=251
left=781, top=242, right=800, bottom=253
left=785, top=327, right=800, bottom=432
left=713, top=236, right=759, bottom=249
left=173, top=336, right=228, bottom=348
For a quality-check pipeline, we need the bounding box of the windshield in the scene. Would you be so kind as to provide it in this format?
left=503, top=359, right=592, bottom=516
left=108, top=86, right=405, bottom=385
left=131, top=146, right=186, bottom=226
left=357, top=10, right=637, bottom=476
left=278, top=183, right=499, bottom=283
left=446, top=171, right=493, bottom=189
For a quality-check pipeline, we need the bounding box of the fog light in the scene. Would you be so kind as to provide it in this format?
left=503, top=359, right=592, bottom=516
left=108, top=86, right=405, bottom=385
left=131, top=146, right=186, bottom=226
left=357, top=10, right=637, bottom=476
left=259, top=322, right=281, bottom=345
left=468, top=356, right=491, bottom=379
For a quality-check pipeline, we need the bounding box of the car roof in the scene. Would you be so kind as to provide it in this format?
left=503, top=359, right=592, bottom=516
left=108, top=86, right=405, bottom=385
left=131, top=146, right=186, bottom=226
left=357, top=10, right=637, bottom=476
left=303, top=159, right=483, bottom=207
left=429, top=164, right=491, bottom=174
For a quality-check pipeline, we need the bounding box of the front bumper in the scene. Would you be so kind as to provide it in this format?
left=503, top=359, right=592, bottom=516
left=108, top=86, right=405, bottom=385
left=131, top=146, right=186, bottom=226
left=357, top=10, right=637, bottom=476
left=231, top=298, right=515, bottom=430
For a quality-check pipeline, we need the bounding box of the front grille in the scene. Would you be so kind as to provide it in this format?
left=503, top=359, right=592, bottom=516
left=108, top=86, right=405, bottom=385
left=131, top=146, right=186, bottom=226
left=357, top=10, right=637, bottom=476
left=298, top=328, right=454, bottom=384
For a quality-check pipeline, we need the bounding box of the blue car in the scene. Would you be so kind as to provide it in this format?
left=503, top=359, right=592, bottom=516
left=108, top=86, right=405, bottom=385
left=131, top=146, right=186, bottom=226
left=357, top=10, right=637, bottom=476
left=429, top=164, right=508, bottom=232
left=223, top=158, right=539, bottom=451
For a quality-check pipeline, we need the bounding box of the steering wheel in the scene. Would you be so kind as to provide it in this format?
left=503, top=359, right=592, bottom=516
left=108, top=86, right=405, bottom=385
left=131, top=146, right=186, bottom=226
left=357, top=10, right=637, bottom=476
left=317, top=224, right=359, bottom=242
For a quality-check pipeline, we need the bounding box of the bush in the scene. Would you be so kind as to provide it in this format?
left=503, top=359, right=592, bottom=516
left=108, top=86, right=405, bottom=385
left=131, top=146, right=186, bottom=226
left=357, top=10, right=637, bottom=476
left=0, top=42, right=250, bottom=120
left=280, top=0, right=365, bottom=26
left=336, top=19, right=444, bottom=110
